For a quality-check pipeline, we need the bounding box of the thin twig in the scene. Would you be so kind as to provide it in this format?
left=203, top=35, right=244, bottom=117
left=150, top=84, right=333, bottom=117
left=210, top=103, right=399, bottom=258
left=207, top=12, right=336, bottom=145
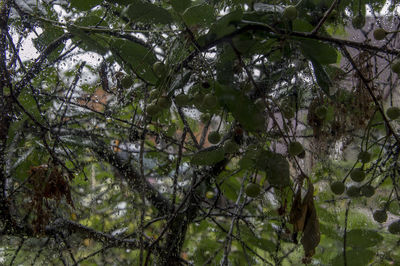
left=310, top=0, right=340, bottom=35
left=343, top=200, right=351, bottom=266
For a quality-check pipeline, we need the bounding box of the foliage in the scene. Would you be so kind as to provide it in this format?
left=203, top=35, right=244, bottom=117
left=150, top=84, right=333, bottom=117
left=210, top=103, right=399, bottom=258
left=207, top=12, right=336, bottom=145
left=0, top=0, right=400, bottom=265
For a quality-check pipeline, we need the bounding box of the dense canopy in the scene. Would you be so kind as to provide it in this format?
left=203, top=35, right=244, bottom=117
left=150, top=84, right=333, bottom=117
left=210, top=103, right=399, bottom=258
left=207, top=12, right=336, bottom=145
left=0, top=0, right=400, bottom=265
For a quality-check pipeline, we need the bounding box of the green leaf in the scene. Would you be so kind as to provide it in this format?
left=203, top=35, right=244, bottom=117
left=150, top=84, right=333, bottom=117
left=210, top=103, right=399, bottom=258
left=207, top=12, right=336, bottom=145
left=246, top=236, right=275, bottom=252
left=264, top=151, right=290, bottom=188
left=33, top=24, right=65, bottom=61
left=68, top=26, right=108, bottom=55
left=209, top=10, right=243, bottom=38
left=293, top=19, right=314, bottom=32
left=109, top=38, right=157, bottom=84
left=168, top=70, right=191, bottom=95
left=106, top=0, right=132, bottom=4
left=310, top=59, right=333, bottom=96
left=70, top=0, right=102, bottom=11
left=192, top=238, right=221, bottom=264
left=319, top=222, right=341, bottom=240
left=232, top=33, right=258, bottom=55
left=215, top=83, right=265, bottom=132
left=33, top=25, right=64, bottom=52
left=17, top=93, right=46, bottom=124
left=216, top=44, right=235, bottom=85
left=182, top=4, right=215, bottom=26
left=346, top=229, right=383, bottom=248
left=239, top=224, right=275, bottom=252
left=317, top=207, right=338, bottom=223
left=191, top=148, right=225, bottom=166
left=15, top=147, right=42, bottom=182
left=171, top=0, right=191, bottom=13
left=219, top=176, right=241, bottom=201
left=301, top=40, right=338, bottom=65
left=75, top=12, right=107, bottom=27
left=122, top=1, right=173, bottom=25
left=331, top=248, right=375, bottom=266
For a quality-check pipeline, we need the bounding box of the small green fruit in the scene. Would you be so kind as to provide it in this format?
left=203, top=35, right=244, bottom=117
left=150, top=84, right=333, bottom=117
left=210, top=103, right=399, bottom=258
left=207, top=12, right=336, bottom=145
left=208, top=131, right=221, bottom=144
left=203, top=93, right=218, bottom=109
left=205, top=191, right=215, bottom=199
left=315, top=106, right=327, bottom=120
left=373, top=210, right=387, bottom=223
left=358, top=151, right=372, bottom=163
left=288, top=142, right=304, bottom=156
left=352, top=14, right=365, bottom=29
left=388, top=220, right=400, bottom=234
left=283, top=6, right=298, bottom=21
left=224, top=140, right=239, bottom=154
left=361, top=185, right=375, bottom=197
left=346, top=185, right=360, bottom=197
left=386, top=106, right=400, bottom=120
left=350, top=168, right=365, bottom=182
left=153, top=61, right=166, bottom=78
left=245, top=183, right=261, bottom=198
left=330, top=181, right=345, bottom=195
left=373, top=28, right=387, bottom=40
left=390, top=59, right=400, bottom=74
left=175, top=94, right=190, bottom=106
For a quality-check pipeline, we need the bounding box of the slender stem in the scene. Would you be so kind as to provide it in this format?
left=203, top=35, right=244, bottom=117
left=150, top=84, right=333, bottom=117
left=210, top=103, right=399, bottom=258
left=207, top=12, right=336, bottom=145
left=343, top=200, right=351, bottom=266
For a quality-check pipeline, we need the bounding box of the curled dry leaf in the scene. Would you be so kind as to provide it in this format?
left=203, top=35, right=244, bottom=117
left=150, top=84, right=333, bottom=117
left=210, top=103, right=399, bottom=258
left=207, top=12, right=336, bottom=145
left=289, top=180, right=320, bottom=261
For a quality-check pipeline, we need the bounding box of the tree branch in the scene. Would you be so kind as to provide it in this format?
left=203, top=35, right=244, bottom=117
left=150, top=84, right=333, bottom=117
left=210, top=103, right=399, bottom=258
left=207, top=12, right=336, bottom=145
left=91, top=139, right=172, bottom=215
left=45, top=218, right=148, bottom=250
left=14, top=33, right=72, bottom=97
left=340, top=45, right=400, bottom=146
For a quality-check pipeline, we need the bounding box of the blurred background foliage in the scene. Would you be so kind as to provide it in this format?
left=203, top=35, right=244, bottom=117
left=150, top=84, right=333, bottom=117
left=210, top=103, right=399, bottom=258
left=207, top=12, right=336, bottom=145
left=0, top=0, right=400, bottom=265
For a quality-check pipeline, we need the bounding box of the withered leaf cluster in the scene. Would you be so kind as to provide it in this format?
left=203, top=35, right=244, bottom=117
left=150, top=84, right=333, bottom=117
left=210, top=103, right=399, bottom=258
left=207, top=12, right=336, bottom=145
left=289, top=179, right=320, bottom=263
left=28, top=164, right=74, bottom=233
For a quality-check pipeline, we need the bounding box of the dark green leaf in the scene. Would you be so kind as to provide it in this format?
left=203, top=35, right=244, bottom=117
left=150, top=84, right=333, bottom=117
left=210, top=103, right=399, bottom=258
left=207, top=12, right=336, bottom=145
left=215, top=83, right=265, bottom=132
left=68, top=26, right=108, bottom=55
left=182, top=4, right=215, bottom=26
left=246, top=236, right=275, bottom=252
left=171, top=0, right=191, bottom=13
left=232, top=33, right=258, bottom=55
left=75, top=12, right=107, bottom=27
left=109, top=38, right=157, bottom=84
left=122, top=1, right=173, bottom=25
left=319, top=222, right=341, bottom=240
left=331, top=248, right=375, bottom=266
left=216, top=44, right=235, bottom=85
left=191, top=148, right=225, bottom=166
left=70, top=0, right=102, bottom=11
left=33, top=24, right=65, bottom=61
left=346, top=229, right=383, bottom=248
left=264, top=151, right=290, bottom=187
left=219, top=176, right=241, bottom=201
left=106, top=0, right=131, bottom=4
left=168, top=70, right=191, bottom=95
left=293, top=19, right=314, bottom=32
left=209, top=10, right=243, bottom=38
left=33, top=25, right=64, bottom=52
left=301, top=40, right=338, bottom=65
left=310, top=59, right=333, bottom=96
